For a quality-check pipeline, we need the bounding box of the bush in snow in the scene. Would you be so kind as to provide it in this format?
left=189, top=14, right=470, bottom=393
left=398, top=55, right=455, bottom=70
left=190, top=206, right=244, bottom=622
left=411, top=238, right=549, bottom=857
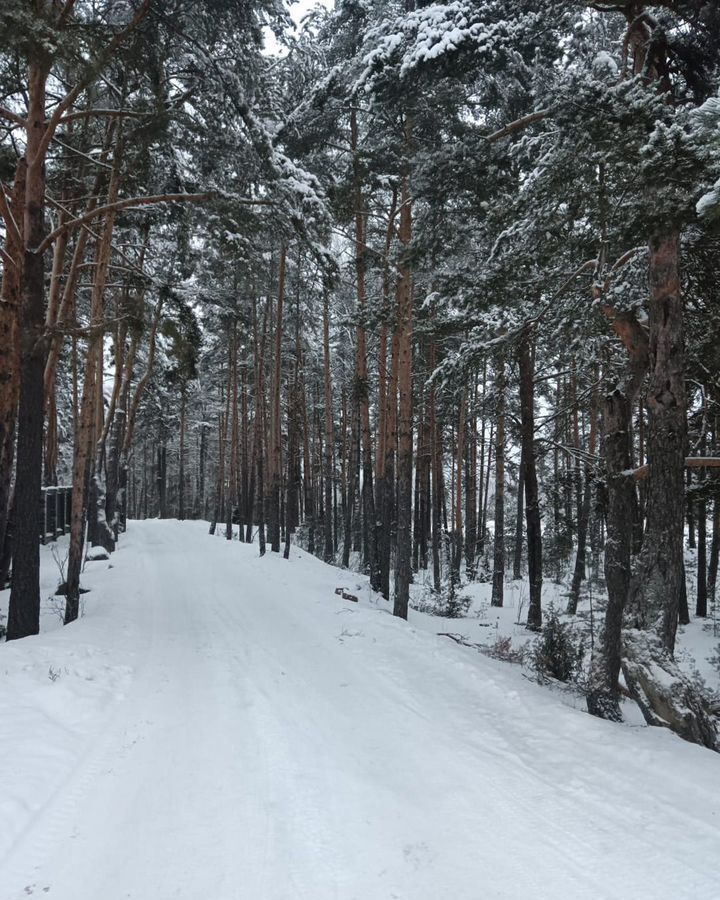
left=484, top=635, right=526, bottom=665
left=411, top=584, right=471, bottom=618
left=530, top=607, right=585, bottom=684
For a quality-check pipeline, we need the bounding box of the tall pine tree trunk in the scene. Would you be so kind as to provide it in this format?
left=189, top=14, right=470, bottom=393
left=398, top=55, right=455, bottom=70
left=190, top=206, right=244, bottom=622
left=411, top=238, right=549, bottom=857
left=268, top=247, right=286, bottom=553
left=393, top=138, right=413, bottom=620
left=626, top=233, right=685, bottom=654
left=519, top=329, right=542, bottom=630
left=322, top=293, right=335, bottom=562
left=0, top=159, right=26, bottom=581
left=491, top=356, right=505, bottom=607
left=7, top=59, right=49, bottom=641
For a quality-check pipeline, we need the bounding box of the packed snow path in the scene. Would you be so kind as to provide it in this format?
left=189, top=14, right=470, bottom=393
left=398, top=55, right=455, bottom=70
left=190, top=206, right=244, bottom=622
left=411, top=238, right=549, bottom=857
left=1, top=521, right=719, bottom=900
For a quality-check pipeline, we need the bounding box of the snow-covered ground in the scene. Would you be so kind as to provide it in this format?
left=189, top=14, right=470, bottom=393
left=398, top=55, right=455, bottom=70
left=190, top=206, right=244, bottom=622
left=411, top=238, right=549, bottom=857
left=1, top=520, right=719, bottom=900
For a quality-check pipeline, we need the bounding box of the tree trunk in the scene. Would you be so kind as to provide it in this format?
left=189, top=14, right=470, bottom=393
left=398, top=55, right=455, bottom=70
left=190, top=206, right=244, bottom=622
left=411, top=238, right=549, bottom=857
left=393, top=141, right=413, bottom=620
left=268, top=247, right=286, bottom=553
left=626, top=232, right=686, bottom=655
left=513, top=443, right=524, bottom=581
left=7, top=60, right=49, bottom=641
left=0, top=159, right=26, bottom=578
left=568, top=382, right=598, bottom=614
left=587, top=389, right=634, bottom=721
left=708, top=496, right=719, bottom=603
left=696, top=471, right=707, bottom=618
left=322, top=293, right=335, bottom=562
left=179, top=389, right=187, bottom=521
left=464, top=377, right=478, bottom=580
left=451, top=389, right=466, bottom=588
left=519, top=329, right=542, bottom=630
left=429, top=342, right=442, bottom=593
left=491, top=357, right=505, bottom=608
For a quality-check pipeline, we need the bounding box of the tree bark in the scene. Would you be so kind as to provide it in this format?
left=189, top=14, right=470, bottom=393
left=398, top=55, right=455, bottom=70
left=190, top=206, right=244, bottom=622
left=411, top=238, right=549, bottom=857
left=626, top=233, right=686, bottom=655
left=0, top=159, right=26, bottom=577
left=491, top=357, right=505, bottom=608
left=393, top=141, right=413, bottom=620
left=519, top=329, right=542, bottom=630
left=587, top=390, right=634, bottom=721
left=568, top=381, right=598, bottom=614
left=7, top=60, right=49, bottom=641
left=322, top=292, right=335, bottom=562
left=268, top=246, right=286, bottom=553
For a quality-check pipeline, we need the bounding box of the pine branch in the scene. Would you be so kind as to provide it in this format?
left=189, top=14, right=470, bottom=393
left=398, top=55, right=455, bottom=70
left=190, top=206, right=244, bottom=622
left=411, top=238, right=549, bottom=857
left=485, top=110, right=552, bottom=143
left=37, top=0, right=153, bottom=161
left=58, top=0, right=79, bottom=27
left=0, top=106, right=26, bottom=128
left=58, top=108, right=147, bottom=125
left=36, top=190, right=271, bottom=255
left=0, top=181, right=22, bottom=247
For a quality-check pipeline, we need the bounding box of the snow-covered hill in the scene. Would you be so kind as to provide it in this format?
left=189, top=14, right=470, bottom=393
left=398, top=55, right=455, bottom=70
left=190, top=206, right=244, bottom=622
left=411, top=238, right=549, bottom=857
left=0, top=520, right=718, bottom=900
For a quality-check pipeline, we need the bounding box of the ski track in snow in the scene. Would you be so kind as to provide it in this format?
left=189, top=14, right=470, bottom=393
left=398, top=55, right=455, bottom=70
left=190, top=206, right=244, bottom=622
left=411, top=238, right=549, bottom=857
left=0, top=519, right=718, bottom=900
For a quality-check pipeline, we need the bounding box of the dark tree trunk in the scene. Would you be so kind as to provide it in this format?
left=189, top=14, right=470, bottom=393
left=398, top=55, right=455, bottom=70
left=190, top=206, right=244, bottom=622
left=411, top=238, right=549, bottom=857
left=429, top=342, right=442, bottom=594
left=687, top=467, right=696, bottom=550
left=568, top=386, right=598, bottom=615
left=491, top=357, right=505, bottom=608
left=464, top=381, right=477, bottom=580
left=708, top=496, right=719, bottom=602
left=0, top=160, right=26, bottom=575
left=378, top=329, right=399, bottom=599
left=513, top=444, right=524, bottom=581
left=178, top=390, right=186, bottom=521
left=268, top=247, right=286, bottom=554
left=393, top=158, right=413, bottom=621
left=7, top=63, right=48, bottom=641
left=697, top=485, right=707, bottom=617
left=451, top=390, right=466, bottom=588
left=626, top=233, right=686, bottom=655
left=587, top=390, right=634, bottom=721
left=519, top=330, right=542, bottom=630
left=342, top=393, right=358, bottom=568
left=157, top=446, right=167, bottom=519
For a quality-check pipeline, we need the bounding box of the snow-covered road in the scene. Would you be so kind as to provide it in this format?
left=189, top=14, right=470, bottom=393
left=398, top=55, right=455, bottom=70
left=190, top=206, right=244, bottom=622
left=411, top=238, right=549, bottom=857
left=1, top=520, right=718, bottom=899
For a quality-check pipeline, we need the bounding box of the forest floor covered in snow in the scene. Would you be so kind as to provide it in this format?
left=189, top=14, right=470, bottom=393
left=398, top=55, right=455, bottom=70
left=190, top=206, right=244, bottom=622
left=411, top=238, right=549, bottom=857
left=0, top=519, right=719, bottom=900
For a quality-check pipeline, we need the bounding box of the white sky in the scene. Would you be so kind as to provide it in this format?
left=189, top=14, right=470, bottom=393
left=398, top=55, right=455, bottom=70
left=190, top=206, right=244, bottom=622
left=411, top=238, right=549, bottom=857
left=263, top=0, right=334, bottom=56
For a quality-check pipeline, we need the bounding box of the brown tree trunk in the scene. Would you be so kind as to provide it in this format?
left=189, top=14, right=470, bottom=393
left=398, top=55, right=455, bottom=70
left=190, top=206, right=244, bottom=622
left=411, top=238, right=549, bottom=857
left=253, top=296, right=270, bottom=555
left=513, top=443, right=524, bottom=581
left=65, top=331, right=101, bottom=624
left=350, top=110, right=380, bottom=589
left=268, top=247, right=286, bottom=553
left=519, top=329, right=542, bottom=630
left=7, top=60, right=50, bottom=640
left=119, top=294, right=163, bottom=531
left=709, top=495, right=720, bottom=603
left=179, top=388, right=187, bottom=521
left=464, top=376, right=478, bottom=580
left=451, top=389, right=466, bottom=587
left=568, top=381, right=598, bottom=614
left=393, top=142, right=413, bottom=620
left=491, top=356, right=505, bottom=607
left=322, top=292, right=335, bottom=562
left=587, top=390, right=635, bottom=720
left=429, top=342, right=442, bottom=593
left=240, top=352, right=249, bottom=541
left=696, top=455, right=707, bottom=618
left=626, top=233, right=686, bottom=654
left=0, top=159, right=26, bottom=575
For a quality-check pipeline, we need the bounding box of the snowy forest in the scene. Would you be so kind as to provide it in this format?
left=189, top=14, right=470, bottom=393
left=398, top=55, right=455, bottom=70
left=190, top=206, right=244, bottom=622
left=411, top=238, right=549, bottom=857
left=1, top=2, right=720, bottom=897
